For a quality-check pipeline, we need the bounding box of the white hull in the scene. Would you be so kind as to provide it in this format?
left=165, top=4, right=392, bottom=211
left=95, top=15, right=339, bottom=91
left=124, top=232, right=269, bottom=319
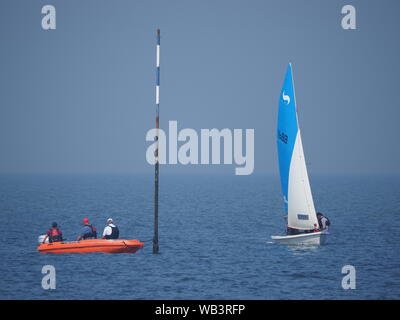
left=271, top=231, right=328, bottom=246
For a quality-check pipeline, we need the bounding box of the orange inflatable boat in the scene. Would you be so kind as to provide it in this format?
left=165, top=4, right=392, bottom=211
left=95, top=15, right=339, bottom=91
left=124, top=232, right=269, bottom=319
left=37, top=239, right=144, bottom=254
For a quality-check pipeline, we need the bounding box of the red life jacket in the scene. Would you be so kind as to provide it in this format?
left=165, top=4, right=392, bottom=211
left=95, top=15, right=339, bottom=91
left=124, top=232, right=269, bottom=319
left=47, top=227, right=62, bottom=242
left=51, top=227, right=61, bottom=237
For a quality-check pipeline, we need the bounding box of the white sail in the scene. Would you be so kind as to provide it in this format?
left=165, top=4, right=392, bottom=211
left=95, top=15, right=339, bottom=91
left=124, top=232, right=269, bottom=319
left=287, top=130, right=318, bottom=229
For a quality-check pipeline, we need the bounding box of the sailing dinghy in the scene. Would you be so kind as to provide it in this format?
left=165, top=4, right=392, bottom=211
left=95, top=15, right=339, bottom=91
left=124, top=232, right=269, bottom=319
left=271, top=63, right=328, bottom=245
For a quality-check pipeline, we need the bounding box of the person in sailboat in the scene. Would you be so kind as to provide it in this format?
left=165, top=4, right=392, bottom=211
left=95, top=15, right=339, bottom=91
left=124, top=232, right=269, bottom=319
left=77, top=218, right=97, bottom=241
left=286, top=226, right=301, bottom=235
left=286, top=223, right=320, bottom=235
left=102, top=218, right=120, bottom=239
left=316, top=212, right=330, bottom=230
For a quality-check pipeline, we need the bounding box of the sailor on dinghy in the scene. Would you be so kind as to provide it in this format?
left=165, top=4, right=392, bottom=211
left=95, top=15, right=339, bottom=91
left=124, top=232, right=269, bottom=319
left=286, top=224, right=319, bottom=235
left=42, top=222, right=63, bottom=243
left=102, top=218, right=120, bottom=239
left=77, top=218, right=97, bottom=241
left=316, top=213, right=330, bottom=230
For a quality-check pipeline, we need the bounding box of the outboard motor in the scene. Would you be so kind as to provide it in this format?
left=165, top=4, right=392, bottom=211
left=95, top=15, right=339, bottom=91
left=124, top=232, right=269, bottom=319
left=38, top=235, right=49, bottom=244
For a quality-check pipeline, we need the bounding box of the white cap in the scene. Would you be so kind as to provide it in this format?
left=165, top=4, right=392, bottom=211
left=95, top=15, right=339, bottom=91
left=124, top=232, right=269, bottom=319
left=107, top=218, right=113, bottom=223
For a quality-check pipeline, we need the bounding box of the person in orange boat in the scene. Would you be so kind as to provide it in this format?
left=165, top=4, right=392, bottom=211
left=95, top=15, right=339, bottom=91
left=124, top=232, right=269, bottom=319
left=102, top=218, right=120, bottom=240
left=77, top=218, right=97, bottom=241
left=43, top=222, right=63, bottom=243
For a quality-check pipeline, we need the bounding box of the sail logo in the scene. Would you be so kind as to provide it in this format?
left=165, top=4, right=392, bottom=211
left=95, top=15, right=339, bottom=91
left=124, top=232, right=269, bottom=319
left=297, top=214, right=309, bottom=220
left=278, top=130, right=288, bottom=144
left=146, top=121, right=254, bottom=175
left=282, top=91, right=290, bottom=105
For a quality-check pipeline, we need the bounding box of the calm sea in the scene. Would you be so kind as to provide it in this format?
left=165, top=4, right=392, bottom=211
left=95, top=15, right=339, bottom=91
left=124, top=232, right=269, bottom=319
left=0, top=174, right=399, bottom=299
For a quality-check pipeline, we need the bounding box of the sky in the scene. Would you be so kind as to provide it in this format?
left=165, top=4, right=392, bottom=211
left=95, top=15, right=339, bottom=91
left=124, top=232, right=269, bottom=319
left=0, top=0, right=399, bottom=176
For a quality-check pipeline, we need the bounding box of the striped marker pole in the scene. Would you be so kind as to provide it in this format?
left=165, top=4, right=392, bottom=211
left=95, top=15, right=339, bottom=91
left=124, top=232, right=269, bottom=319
left=153, top=29, right=160, bottom=254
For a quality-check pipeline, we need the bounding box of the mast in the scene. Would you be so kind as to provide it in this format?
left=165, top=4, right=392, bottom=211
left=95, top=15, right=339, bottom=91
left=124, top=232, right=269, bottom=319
left=153, top=29, right=160, bottom=254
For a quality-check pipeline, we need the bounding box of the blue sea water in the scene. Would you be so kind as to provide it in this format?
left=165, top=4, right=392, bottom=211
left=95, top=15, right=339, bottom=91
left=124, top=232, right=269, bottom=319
left=0, top=174, right=399, bottom=300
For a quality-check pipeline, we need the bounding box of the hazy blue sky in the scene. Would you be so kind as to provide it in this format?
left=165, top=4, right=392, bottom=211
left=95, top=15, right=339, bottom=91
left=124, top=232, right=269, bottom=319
left=0, top=0, right=399, bottom=175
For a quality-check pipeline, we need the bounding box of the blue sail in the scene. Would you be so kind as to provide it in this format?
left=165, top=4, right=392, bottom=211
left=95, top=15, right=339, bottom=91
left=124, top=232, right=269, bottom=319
left=277, top=63, right=298, bottom=214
